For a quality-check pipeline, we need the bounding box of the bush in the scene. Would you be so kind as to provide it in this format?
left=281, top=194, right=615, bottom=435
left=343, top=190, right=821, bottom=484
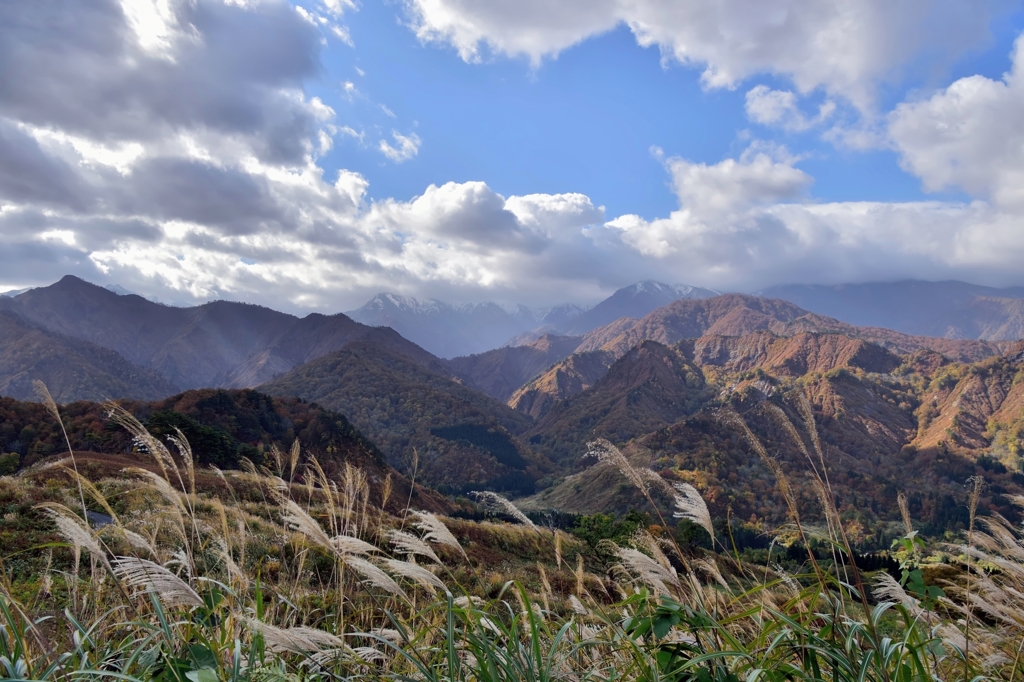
left=0, top=452, right=18, bottom=476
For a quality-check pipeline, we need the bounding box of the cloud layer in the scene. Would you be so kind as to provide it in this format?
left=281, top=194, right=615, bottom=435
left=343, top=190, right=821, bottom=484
left=1, top=0, right=1023, bottom=311
left=403, top=0, right=1002, bottom=110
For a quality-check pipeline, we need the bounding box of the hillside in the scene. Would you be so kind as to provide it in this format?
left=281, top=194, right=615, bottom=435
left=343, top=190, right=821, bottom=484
left=259, top=341, right=554, bottom=494
left=3, top=276, right=448, bottom=395
left=448, top=334, right=583, bottom=401
left=525, top=344, right=1024, bottom=532
left=763, top=280, right=1024, bottom=340
left=512, top=295, right=1014, bottom=416
left=508, top=350, right=616, bottom=419
left=0, top=305, right=178, bottom=402
left=526, top=341, right=710, bottom=464
left=0, top=388, right=445, bottom=510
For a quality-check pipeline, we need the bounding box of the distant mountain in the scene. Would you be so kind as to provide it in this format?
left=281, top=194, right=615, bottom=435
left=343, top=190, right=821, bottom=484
left=3, top=276, right=445, bottom=395
left=0, top=301, right=178, bottom=402
left=346, top=293, right=582, bottom=358
left=560, top=281, right=719, bottom=336
left=448, top=334, right=584, bottom=402
left=510, top=294, right=1016, bottom=416
left=259, top=341, right=553, bottom=493
left=762, top=280, right=1024, bottom=340
left=103, top=284, right=135, bottom=296
left=1, top=288, right=32, bottom=298
left=347, top=281, right=716, bottom=357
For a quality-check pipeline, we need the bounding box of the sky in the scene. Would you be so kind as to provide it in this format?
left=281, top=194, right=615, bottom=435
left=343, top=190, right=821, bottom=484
left=2, top=0, right=1024, bottom=311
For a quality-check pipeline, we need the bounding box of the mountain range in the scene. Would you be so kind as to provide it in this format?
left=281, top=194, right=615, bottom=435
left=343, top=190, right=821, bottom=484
left=4, top=274, right=1024, bottom=535
left=346, top=281, right=719, bottom=357
left=763, top=280, right=1024, bottom=340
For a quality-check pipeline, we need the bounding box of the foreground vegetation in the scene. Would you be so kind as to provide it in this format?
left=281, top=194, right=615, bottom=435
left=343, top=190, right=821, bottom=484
left=3, top=386, right=1024, bottom=681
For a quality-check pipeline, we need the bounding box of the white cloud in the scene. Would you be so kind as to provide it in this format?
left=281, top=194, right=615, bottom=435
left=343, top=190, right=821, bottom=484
left=745, top=85, right=835, bottom=131
left=379, top=131, right=422, bottom=162
left=4, top=0, right=1024, bottom=312
left=403, top=0, right=1001, bottom=110
left=597, top=141, right=1024, bottom=290
left=889, top=35, right=1024, bottom=208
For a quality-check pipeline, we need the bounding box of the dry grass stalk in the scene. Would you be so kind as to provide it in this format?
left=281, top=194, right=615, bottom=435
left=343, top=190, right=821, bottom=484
left=34, top=381, right=89, bottom=525
left=112, top=556, right=202, bottom=608
left=410, top=511, right=466, bottom=558
left=898, top=492, right=914, bottom=535
left=671, top=482, right=714, bottom=542
left=470, top=491, right=535, bottom=528
left=383, top=559, right=445, bottom=594
left=386, top=529, right=441, bottom=564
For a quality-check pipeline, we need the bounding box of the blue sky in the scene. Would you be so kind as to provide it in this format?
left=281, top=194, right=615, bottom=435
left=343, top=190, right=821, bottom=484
left=1, top=0, right=1024, bottom=310
left=316, top=1, right=1021, bottom=214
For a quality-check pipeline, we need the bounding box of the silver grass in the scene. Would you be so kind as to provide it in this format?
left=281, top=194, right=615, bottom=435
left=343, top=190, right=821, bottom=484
left=330, top=534, right=378, bottom=556
left=124, top=468, right=188, bottom=515
left=112, top=556, right=202, bottom=608
left=692, top=558, right=728, bottom=589
left=470, top=491, right=535, bottom=528
left=386, top=529, right=441, bottom=563
left=349, top=646, right=386, bottom=663
left=616, top=546, right=680, bottom=596
left=671, top=482, right=714, bottom=541
left=568, top=594, right=588, bottom=615
left=248, top=619, right=344, bottom=655
left=586, top=439, right=647, bottom=493
left=120, top=529, right=157, bottom=556
left=369, top=628, right=402, bottom=644
left=454, top=596, right=483, bottom=608
left=42, top=506, right=109, bottom=570
left=872, top=573, right=922, bottom=616
left=411, top=511, right=466, bottom=557
left=106, top=404, right=181, bottom=484
left=345, top=556, right=407, bottom=598
left=383, top=559, right=446, bottom=594
left=280, top=498, right=334, bottom=552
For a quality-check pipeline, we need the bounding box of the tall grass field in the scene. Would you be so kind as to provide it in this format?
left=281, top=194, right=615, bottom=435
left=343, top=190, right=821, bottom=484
left=2, top=383, right=1023, bottom=682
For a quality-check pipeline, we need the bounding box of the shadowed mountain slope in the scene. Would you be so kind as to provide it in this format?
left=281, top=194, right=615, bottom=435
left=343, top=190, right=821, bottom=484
left=6, top=276, right=447, bottom=394
left=259, top=341, right=553, bottom=493
left=0, top=305, right=178, bottom=402
left=448, top=334, right=584, bottom=402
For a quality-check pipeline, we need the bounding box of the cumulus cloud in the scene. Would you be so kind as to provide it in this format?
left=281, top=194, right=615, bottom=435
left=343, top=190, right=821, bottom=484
left=889, top=35, right=1024, bottom=208
left=3, top=0, right=1024, bottom=311
left=379, top=131, right=422, bottom=162
left=403, top=0, right=1001, bottom=110
left=600, top=140, right=1024, bottom=290
left=745, top=86, right=836, bottom=131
